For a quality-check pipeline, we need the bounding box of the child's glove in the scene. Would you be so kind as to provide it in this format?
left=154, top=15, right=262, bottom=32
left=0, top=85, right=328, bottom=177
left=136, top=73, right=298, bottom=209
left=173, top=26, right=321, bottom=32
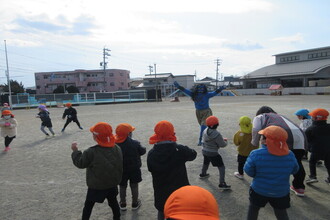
left=71, top=142, right=78, bottom=151
left=5, top=122, right=11, bottom=126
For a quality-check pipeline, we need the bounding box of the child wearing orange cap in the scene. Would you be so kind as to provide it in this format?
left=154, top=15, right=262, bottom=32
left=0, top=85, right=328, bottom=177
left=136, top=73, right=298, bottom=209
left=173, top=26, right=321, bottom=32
left=147, top=120, right=197, bottom=220
left=164, top=185, right=220, bottom=220
left=200, top=115, right=231, bottom=189
left=305, top=108, right=330, bottom=184
left=0, top=110, right=17, bottom=152
left=233, top=116, right=258, bottom=179
left=71, top=122, right=123, bottom=220
left=244, top=125, right=299, bottom=220
left=61, top=103, right=83, bottom=132
left=115, top=123, right=146, bottom=211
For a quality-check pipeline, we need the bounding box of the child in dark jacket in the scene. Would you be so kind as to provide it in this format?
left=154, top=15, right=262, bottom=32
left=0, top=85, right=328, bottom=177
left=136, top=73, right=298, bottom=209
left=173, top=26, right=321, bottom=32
left=305, top=108, right=330, bottom=184
left=244, top=125, right=299, bottom=220
left=147, top=120, right=197, bottom=220
left=61, top=103, right=83, bottom=132
left=233, top=116, right=258, bottom=179
left=200, top=115, right=231, bottom=189
left=71, top=122, right=123, bottom=220
left=115, top=123, right=146, bottom=211
left=36, top=104, right=55, bottom=138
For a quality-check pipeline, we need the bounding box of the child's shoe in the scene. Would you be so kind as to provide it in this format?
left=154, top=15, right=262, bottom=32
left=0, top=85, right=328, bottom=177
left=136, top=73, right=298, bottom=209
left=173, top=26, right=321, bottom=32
left=119, top=202, right=127, bottom=211
left=219, top=182, right=231, bottom=190
left=45, top=134, right=51, bottom=139
left=79, top=126, right=83, bottom=130
left=61, top=128, right=65, bottom=132
left=199, top=173, right=210, bottom=179
left=325, top=177, right=330, bottom=184
left=306, top=176, right=318, bottom=184
left=234, top=172, right=244, bottom=180
left=3, top=147, right=11, bottom=152
left=132, top=199, right=141, bottom=210
left=290, top=186, right=305, bottom=197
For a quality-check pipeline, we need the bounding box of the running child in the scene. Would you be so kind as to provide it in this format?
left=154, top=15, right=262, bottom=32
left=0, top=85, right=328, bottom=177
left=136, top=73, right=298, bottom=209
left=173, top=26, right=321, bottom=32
left=173, top=81, right=225, bottom=145
left=61, top=103, right=83, bottom=132
left=71, top=122, right=123, bottom=220
left=36, top=104, right=55, bottom=138
left=199, top=115, right=231, bottom=189
left=305, top=108, right=330, bottom=184
left=0, top=110, right=17, bottom=152
left=244, top=126, right=299, bottom=220
left=147, top=120, right=197, bottom=220
left=233, top=116, right=258, bottom=179
left=115, top=123, right=146, bottom=211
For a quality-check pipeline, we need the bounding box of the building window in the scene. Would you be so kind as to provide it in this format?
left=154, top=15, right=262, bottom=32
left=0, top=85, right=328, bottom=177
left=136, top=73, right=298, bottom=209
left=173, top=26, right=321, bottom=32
left=280, top=58, right=285, bottom=62
left=86, top=74, right=90, bottom=77
left=118, top=87, right=122, bottom=90
left=44, top=75, right=48, bottom=79
left=120, top=82, right=124, bottom=86
left=120, top=72, right=123, bottom=76
left=109, top=73, right=114, bottom=77
left=37, top=86, right=40, bottom=89
left=110, top=82, right=115, bottom=86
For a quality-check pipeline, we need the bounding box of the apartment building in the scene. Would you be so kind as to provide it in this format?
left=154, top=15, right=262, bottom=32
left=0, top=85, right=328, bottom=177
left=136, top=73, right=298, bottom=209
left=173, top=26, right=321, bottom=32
left=35, top=69, right=130, bottom=94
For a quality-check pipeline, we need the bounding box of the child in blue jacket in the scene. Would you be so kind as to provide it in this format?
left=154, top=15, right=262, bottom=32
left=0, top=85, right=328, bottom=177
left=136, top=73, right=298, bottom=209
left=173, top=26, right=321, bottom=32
left=244, top=125, right=299, bottom=220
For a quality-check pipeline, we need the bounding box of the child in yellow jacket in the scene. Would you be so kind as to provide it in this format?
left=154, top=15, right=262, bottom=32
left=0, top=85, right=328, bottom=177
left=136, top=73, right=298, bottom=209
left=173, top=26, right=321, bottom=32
left=233, top=116, right=258, bottom=179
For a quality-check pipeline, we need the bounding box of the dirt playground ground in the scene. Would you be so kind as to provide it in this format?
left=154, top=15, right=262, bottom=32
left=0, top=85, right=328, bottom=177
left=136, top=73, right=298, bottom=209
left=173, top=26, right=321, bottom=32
left=0, top=95, right=329, bottom=220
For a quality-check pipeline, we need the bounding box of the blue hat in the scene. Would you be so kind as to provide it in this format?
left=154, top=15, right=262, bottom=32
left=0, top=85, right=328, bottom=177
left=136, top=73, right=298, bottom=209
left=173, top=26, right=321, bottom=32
left=295, top=109, right=311, bottom=119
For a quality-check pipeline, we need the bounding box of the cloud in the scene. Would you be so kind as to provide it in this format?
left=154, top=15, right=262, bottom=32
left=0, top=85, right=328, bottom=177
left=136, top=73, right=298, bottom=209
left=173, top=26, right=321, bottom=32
left=223, top=41, right=263, bottom=51
left=271, top=33, right=304, bottom=44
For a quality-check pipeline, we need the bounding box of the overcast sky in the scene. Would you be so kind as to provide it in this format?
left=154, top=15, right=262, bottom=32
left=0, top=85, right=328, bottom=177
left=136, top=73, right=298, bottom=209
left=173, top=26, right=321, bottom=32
left=0, top=0, right=329, bottom=87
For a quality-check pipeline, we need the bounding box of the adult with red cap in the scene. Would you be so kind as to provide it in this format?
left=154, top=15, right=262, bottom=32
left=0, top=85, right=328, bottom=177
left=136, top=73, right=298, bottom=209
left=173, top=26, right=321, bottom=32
left=147, top=120, right=197, bottom=220
left=0, top=110, right=17, bottom=152
left=244, top=125, right=299, bottom=220
left=115, top=123, right=146, bottom=211
left=164, top=185, right=220, bottom=220
left=305, top=108, right=330, bottom=184
left=61, top=103, right=83, bottom=132
left=71, top=122, right=123, bottom=220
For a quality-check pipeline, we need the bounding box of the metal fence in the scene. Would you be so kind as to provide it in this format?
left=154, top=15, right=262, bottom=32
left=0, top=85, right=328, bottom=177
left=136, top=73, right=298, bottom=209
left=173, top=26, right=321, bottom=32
left=11, top=90, right=147, bottom=109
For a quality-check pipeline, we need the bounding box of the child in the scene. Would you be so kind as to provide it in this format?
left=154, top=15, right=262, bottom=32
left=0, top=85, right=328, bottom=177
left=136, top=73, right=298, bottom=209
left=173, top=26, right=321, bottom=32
left=0, top=110, right=17, bottom=152
left=233, top=116, right=258, bottom=179
left=295, top=109, right=313, bottom=160
left=199, top=115, right=231, bottom=189
left=61, top=103, right=83, bottom=132
left=305, top=108, right=330, bottom=184
left=36, top=104, right=55, bottom=138
left=115, top=123, right=146, bottom=211
left=244, top=125, right=299, bottom=220
left=164, top=185, right=220, bottom=220
left=1, top=103, right=11, bottom=112
left=71, top=122, right=123, bottom=220
left=173, top=81, right=225, bottom=145
left=147, top=120, right=197, bottom=220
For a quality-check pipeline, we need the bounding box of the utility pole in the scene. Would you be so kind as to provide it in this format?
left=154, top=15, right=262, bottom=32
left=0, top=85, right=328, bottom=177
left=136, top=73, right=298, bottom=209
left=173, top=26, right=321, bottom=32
left=154, top=63, right=158, bottom=102
left=100, top=47, right=111, bottom=92
left=215, top=58, right=222, bottom=89
left=148, top=65, right=153, bottom=75
left=4, top=40, right=12, bottom=109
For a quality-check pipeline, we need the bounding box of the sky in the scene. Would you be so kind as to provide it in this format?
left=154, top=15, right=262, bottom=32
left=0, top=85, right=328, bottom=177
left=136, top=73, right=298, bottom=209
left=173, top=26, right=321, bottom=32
left=0, top=0, right=329, bottom=87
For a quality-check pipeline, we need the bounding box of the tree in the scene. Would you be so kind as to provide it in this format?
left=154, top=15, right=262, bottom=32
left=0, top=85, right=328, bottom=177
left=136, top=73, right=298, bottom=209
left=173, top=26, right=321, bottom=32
left=2, top=79, right=25, bottom=94
left=53, top=85, right=65, bottom=93
left=66, top=85, right=79, bottom=93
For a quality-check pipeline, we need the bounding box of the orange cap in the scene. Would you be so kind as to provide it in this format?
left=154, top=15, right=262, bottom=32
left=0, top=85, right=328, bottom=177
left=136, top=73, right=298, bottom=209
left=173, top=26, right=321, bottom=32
left=258, top=125, right=289, bottom=156
left=65, top=103, right=72, bottom=107
left=2, top=110, right=12, bottom=116
left=164, top=185, right=220, bottom=220
left=90, top=122, right=115, bottom=147
left=308, top=108, right=329, bottom=121
left=206, top=116, right=219, bottom=127
left=149, top=120, right=177, bottom=144
left=115, top=123, right=135, bottom=143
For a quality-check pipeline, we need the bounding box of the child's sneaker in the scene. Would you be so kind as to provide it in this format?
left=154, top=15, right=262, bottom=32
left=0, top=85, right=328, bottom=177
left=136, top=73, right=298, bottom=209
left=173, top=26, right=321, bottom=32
left=234, top=172, right=244, bottom=179
left=199, top=173, right=210, bottom=179
left=79, top=126, right=83, bottom=130
left=306, top=176, right=318, bottom=184
left=119, top=202, right=127, bottom=211
left=290, top=186, right=305, bottom=197
left=219, top=182, right=231, bottom=190
left=45, top=135, right=51, bottom=139
left=132, top=199, right=141, bottom=210
left=325, top=177, right=330, bottom=184
left=61, top=128, right=65, bottom=132
left=3, top=147, right=11, bottom=152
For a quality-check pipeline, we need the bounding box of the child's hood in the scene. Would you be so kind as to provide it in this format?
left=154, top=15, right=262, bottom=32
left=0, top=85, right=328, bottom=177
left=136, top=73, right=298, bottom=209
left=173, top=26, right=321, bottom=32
left=204, top=128, right=219, bottom=141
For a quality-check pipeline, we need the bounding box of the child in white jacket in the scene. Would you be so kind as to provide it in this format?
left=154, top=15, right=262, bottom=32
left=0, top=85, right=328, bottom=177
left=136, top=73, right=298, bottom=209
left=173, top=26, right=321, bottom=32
left=0, top=110, right=17, bottom=152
